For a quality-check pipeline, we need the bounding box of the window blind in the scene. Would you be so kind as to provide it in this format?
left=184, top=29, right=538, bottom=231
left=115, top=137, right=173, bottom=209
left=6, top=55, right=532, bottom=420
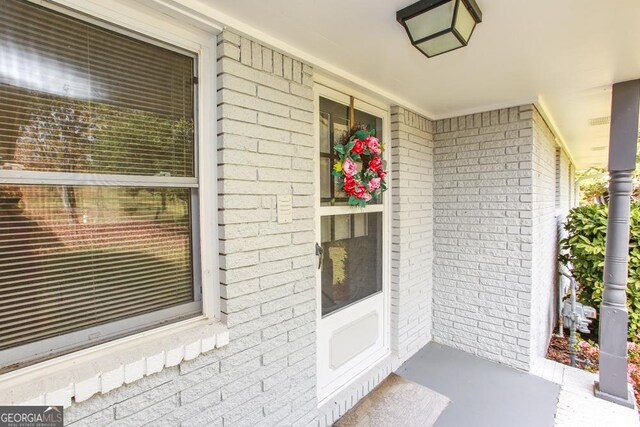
left=0, top=185, right=194, bottom=350
left=0, top=0, right=195, bottom=177
left=0, top=0, right=200, bottom=364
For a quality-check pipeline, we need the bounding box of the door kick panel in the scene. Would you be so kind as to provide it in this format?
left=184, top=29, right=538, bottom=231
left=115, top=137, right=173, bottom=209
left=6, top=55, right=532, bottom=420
left=329, top=311, right=378, bottom=369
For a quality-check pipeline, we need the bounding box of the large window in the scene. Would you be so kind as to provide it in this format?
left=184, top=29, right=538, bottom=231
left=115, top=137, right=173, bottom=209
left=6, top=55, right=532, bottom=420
left=0, top=0, right=201, bottom=370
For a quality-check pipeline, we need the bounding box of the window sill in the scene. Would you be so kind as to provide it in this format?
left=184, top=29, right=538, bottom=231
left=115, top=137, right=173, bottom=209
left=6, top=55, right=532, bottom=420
left=0, top=317, right=228, bottom=407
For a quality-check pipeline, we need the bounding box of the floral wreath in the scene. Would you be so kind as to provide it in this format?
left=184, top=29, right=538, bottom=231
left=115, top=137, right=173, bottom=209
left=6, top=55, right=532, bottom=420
left=332, top=125, right=388, bottom=207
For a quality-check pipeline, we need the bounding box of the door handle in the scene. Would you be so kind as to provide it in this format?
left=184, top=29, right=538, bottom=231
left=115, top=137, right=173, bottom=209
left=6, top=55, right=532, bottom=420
left=315, top=242, right=324, bottom=270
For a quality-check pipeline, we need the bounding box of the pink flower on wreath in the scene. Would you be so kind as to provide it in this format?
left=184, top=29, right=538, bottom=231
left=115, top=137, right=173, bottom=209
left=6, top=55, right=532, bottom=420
left=363, top=193, right=372, bottom=202
left=378, top=169, right=387, bottom=180
left=365, top=136, right=381, bottom=155
left=342, top=158, right=357, bottom=177
left=354, top=184, right=367, bottom=199
left=368, top=177, right=381, bottom=191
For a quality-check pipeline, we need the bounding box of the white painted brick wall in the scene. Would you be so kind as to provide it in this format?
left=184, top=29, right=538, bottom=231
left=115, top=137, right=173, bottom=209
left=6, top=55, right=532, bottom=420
left=432, top=106, right=535, bottom=370
left=65, top=30, right=318, bottom=427
left=390, top=107, right=434, bottom=361
left=39, top=26, right=576, bottom=427
left=530, top=108, right=559, bottom=361
left=432, top=105, right=576, bottom=371
left=317, top=356, right=400, bottom=427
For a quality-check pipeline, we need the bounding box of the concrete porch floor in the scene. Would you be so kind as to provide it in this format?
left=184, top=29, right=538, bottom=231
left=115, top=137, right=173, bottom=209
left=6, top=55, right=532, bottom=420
left=394, top=342, right=640, bottom=427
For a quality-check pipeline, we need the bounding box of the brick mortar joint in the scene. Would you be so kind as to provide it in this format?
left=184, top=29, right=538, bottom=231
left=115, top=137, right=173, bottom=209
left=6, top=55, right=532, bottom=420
left=220, top=29, right=313, bottom=73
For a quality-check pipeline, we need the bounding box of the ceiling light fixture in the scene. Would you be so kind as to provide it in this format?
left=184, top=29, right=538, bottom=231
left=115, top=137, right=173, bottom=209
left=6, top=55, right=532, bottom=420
left=396, top=0, right=482, bottom=58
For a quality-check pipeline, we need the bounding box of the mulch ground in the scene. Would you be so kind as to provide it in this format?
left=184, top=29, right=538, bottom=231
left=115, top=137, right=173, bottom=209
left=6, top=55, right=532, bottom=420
left=546, top=335, right=598, bottom=372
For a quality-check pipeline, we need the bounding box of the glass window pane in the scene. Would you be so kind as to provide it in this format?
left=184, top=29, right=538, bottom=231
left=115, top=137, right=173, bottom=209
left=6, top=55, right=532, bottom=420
left=354, top=214, right=368, bottom=237
left=333, top=118, right=350, bottom=146
left=320, top=112, right=331, bottom=153
left=320, top=157, right=331, bottom=199
left=354, top=109, right=383, bottom=206
left=321, top=212, right=382, bottom=316
left=319, top=97, right=384, bottom=206
left=321, top=216, right=331, bottom=243
left=333, top=179, right=348, bottom=202
left=334, top=215, right=351, bottom=241
left=0, top=184, right=196, bottom=351
left=319, top=97, right=350, bottom=206
left=0, top=0, right=195, bottom=177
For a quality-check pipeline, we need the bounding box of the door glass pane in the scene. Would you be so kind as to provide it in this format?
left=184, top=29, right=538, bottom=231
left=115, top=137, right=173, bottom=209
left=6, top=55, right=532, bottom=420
left=321, top=212, right=382, bottom=316
left=319, top=97, right=383, bottom=206
left=321, top=216, right=331, bottom=243
left=354, top=214, right=368, bottom=237
left=333, top=117, right=350, bottom=146
left=334, top=215, right=351, bottom=240
left=354, top=108, right=383, bottom=206
left=320, top=157, right=331, bottom=199
left=320, top=112, right=331, bottom=153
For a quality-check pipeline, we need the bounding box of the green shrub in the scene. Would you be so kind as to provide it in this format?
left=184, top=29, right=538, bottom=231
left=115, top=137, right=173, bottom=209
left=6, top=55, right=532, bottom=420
left=560, top=203, right=640, bottom=342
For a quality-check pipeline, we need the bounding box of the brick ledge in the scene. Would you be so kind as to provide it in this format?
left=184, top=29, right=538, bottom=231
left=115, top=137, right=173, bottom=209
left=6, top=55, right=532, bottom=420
left=0, top=319, right=229, bottom=407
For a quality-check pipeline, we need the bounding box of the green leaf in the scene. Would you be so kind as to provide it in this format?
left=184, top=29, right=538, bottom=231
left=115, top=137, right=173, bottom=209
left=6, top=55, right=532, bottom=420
left=561, top=202, right=640, bottom=342
left=345, top=141, right=356, bottom=152
left=354, top=129, right=368, bottom=140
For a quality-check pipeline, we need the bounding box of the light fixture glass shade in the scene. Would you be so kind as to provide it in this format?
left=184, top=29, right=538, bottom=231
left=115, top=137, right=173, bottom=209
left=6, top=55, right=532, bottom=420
left=397, top=0, right=482, bottom=58
left=453, top=2, right=476, bottom=43
left=416, top=32, right=463, bottom=57
left=404, top=0, right=455, bottom=42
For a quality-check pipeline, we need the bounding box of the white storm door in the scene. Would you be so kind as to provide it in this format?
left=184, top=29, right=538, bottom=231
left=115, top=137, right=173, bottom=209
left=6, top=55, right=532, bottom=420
left=314, top=85, right=390, bottom=405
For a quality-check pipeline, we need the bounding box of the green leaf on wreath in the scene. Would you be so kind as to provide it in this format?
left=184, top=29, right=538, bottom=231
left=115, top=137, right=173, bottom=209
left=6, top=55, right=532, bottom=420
left=354, top=130, right=369, bottom=140
left=335, top=145, right=345, bottom=154
left=345, top=140, right=356, bottom=152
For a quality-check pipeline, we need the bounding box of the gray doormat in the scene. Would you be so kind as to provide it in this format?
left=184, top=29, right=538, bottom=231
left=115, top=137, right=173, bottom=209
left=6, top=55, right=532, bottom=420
left=334, top=373, right=450, bottom=427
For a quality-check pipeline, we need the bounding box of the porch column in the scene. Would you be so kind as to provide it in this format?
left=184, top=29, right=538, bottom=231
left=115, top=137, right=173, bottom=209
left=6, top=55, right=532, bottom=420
left=595, top=79, right=640, bottom=407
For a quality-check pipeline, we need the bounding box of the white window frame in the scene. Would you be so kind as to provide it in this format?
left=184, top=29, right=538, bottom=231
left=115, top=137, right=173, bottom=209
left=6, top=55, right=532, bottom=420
left=0, top=0, right=224, bottom=405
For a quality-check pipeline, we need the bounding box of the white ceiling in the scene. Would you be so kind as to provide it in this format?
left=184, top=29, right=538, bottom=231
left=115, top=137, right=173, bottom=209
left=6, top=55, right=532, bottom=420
left=200, top=0, right=640, bottom=169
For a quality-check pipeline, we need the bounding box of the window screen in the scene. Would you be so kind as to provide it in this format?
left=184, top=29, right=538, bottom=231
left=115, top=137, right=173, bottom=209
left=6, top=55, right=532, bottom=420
left=0, top=0, right=201, bottom=369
